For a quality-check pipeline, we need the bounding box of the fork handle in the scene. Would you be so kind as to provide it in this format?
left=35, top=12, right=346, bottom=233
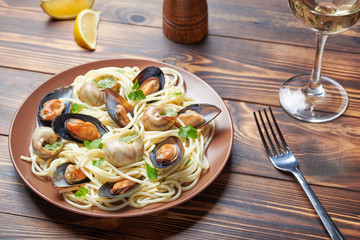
left=292, top=169, right=344, bottom=240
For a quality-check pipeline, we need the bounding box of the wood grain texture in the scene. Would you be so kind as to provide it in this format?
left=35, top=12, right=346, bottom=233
left=226, top=102, right=360, bottom=191
left=1, top=1, right=360, bottom=239
left=1, top=8, right=360, bottom=118
left=1, top=0, right=359, bottom=52
left=0, top=67, right=52, bottom=134
left=0, top=136, right=359, bottom=239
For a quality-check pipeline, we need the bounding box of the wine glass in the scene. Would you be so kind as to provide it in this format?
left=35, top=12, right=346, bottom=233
left=279, top=0, right=360, bottom=122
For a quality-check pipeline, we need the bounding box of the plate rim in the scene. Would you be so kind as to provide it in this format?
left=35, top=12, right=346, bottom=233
left=8, top=58, right=234, bottom=218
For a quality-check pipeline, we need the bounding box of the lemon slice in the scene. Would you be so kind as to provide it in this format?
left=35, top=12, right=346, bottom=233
left=40, top=0, right=94, bottom=20
left=74, top=9, right=101, bottom=51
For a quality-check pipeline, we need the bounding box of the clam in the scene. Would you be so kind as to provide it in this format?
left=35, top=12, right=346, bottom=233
left=104, top=88, right=134, bottom=128
left=52, top=113, right=109, bottom=143
left=31, top=127, right=63, bottom=159
left=37, top=85, right=73, bottom=127
left=52, top=162, right=90, bottom=189
left=98, top=179, right=137, bottom=198
left=79, top=74, right=120, bottom=106
left=176, top=104, right=221, bottom=128
left=142, top=105, right=177, bottom=131
left=103, top=131, right=144, bottom=167
left=150, top=136, right=184, bottom=168
left=134, top=66, right=165, bottom=96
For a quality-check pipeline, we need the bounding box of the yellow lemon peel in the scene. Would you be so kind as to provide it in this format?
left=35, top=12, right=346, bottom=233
left=40, top=0, right=94, bottom=20
left=74, top=9, right=101, bottom=51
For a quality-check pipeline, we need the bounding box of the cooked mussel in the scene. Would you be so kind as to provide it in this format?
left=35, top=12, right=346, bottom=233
left=104, top=88, right=134, bottom=128
left=52, top=162, right=90, bottom=189
left=176, top=104, right=221, bottom=128
left=37, top=85, right=73, bottom=127
left=103, top=131, right=144, bottom=167
left=31, top=127, right=63, bottom=159
left=79, top=74, right=120, bottom=106
left=52, top=113, right=109, bottom=143
left=150, top=136, right=184, bottom=168
left=134, top=66, right=165, bottom=96
left=142, top=105, right=177, bottom=131
left=98, top=178, right=137, bottom=198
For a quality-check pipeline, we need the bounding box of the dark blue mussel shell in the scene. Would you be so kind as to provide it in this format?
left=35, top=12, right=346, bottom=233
left=51, top=113, right=109, bottom=143
left=37, top=85, right=73, bottom=127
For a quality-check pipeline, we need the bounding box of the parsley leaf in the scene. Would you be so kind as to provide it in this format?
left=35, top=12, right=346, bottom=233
left=70, top=103, right=86, bottom=113
left=174, top=92, right=182, bottom=96
left=84, top=139, right=103, bottom=149
left=92, top=158, right=105, bottom=167
left=178, top=126, right=198, bottom=139
left=145, top=162, right=158, bottom=180
left=128, top=79, right=146, bottom=101
left=185, top=159, right=191, bottom=167
left=132, top=79, right=140, bottom=90
left=74, top=186, right=88, bottom=198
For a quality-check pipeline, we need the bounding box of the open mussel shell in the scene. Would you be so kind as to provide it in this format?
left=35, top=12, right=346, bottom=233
left=98, top=181, right=138, bottom=198
left=150, top=136, right=184, bottom=168
left=52, top=113, right=109, bottom=143
left=104, top=88, right=134, bottom=128
left=134, top=66, right=165, bottom=95
left=37, top=85, right=73, bottom=127
left=178, top=104, right=221, bottom=129
left=52, top=162, right=90, bottom=189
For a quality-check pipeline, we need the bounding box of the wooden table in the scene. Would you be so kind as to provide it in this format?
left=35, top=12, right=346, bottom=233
left=1, top=0, right=360, bottom=239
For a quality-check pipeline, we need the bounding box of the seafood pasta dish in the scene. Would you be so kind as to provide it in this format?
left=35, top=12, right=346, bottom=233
left=21, top=66, right=221, bottom=211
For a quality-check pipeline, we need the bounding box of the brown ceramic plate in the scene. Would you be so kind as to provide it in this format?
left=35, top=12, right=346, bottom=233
left=9, top=59, right=233, bottom=217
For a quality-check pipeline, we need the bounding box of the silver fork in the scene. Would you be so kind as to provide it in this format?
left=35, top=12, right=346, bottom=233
left=253, top=107, right=344, bottom=240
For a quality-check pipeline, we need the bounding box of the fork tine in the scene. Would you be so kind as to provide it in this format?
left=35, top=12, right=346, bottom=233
left=263, top=108, right=284, bottom=154
left=268, top=107, right=288, bottom=150
left=257, top=109, right=278, bottom=156
left=253, top=111, right=272, bottom=157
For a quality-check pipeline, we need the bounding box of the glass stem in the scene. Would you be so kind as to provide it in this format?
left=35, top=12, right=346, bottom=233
left=305, top=33, right=329, bottom=96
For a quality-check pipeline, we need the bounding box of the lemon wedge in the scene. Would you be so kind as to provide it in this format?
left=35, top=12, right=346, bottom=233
left=40, top=0, right=94, bottom=20
left=74, top=9, right=101, bottom=51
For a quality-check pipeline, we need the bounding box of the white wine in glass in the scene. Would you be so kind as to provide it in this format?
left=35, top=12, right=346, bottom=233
left=279, top=0, right=360, bottom=122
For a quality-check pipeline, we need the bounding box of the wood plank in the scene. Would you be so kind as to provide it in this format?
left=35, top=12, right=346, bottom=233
left=1, top=136, right=359, bottom=239
left=1, top=9, right=360, bottom=117
left=0, top=213, right=141, bottom=239
left=0, top=68, right=52, bottom=134
left=225, top=102, right=360, bottom=191
left=1, top=0, right=360, bottom=53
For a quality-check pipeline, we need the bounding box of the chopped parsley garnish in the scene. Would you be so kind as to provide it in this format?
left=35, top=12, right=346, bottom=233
left=145, top=162, right=158, bottom=180
left=74, top=186, right=88, bottom=198
left=43, top=139, right=62, bottom=151
left=97, top=77, right=116, bottom=89
left=174, top=92, right=182, bottom=96
left=185, top=159, right=191, bottom=167
left=70, top=103, right=86, bottom=113
left=84, top=139, right=103, bottom=149
left=119, top=132, right=139, bottom=143
left=178, top=125, right=198, bottom=139
left=92, top=158, right=105, bottom=167
left=161, top=109, right=177, bottom=117
left=128, top=79, right=146, bottom=101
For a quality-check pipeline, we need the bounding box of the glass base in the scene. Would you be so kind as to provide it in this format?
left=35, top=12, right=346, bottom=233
left=279, top=74, right=348, bottom=123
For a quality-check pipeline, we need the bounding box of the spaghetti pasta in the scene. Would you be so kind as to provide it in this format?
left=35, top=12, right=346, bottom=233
left=21, top=66, right=216, bottom=211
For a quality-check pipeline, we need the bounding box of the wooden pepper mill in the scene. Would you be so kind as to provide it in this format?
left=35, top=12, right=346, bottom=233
left=163, top=0, right=208, bottom=44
